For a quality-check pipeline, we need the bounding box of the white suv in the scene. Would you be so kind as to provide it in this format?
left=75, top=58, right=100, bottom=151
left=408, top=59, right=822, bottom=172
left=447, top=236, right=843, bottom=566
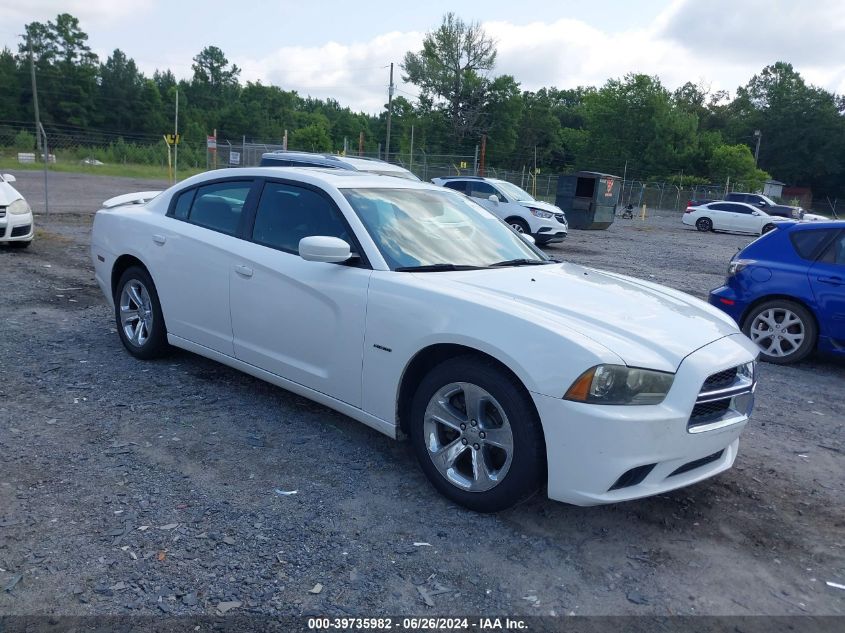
left=431, top=176, right=568, bottom=245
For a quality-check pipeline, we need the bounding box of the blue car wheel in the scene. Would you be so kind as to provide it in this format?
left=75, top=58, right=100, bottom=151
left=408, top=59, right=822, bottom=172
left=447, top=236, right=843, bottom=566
left=742, top=299, right=817, bottom=364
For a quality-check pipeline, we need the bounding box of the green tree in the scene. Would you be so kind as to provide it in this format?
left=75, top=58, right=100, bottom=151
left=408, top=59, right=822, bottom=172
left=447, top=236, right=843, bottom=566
left=402, top=12, right=497, bottom=143
left=707, top=144, right=769, bottom=189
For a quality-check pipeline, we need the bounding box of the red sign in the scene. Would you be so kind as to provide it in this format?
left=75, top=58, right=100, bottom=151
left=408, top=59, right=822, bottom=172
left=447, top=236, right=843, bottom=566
left=207, top=136, right=217, bottom=151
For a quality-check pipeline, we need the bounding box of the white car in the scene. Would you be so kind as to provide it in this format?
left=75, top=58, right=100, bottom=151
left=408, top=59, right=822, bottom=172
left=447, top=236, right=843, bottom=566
left=91, top=168, right=758, bottom=512
left=431, top=176, right=568, bottom=245
left=0, top=173, right=34, bottom=248
left=683, top=200, right=791, bottom=235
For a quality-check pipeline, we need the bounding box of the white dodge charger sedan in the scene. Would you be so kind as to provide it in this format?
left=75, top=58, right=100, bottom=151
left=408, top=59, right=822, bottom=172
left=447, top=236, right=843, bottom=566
left=91, top=168, right=758, bottom=512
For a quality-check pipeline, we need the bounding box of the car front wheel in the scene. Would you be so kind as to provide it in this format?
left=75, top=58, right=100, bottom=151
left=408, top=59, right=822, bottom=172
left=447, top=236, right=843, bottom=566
left=114, top=266, right=170, bottom=359
left=742, top=300, right=817, bottom=364
left=761, top=223, right=777, bottom=234
left=409, top=356, right=545, bottom=512
left=696, top=217, right=713, bottom=232
left=507, top=218, right=530, bottom=234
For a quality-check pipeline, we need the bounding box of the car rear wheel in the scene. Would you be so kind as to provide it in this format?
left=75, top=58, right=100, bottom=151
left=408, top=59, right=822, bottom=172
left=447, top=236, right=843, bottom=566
left=696, top=217, right=713, bottom=232
left=114, top=266, right=170, bottom=360
left=742, top=300, right=816, bottom=364
left=507, top=218, right=530, bottom=234
left=409, top=356, right=545, bottom=512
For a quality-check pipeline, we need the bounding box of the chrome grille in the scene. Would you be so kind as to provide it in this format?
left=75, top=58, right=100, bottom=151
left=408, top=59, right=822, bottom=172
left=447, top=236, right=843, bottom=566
left=0, top=206, right=6, bottom=218
left=688, top=364, right=755, bottom=433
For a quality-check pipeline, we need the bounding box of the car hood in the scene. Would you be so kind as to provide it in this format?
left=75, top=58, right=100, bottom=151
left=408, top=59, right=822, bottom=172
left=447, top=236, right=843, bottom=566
left=0, top=181, right=24, bottom=206
left=433, top=263, right=739, bottom=372
left=514, top=200, right=563, bottom=215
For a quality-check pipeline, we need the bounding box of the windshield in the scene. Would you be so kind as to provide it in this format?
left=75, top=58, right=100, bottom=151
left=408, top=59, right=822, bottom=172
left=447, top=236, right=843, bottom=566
left=493, top=180, right=535, bottom=202
left=759, top=194, right=778, bottom=206
left=360, top=169, right=421, bottom=182
left=342, top=187, right=547, bottom=270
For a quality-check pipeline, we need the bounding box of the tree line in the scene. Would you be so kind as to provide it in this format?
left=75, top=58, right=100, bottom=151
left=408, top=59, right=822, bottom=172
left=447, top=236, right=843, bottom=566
left=1, top=12, right=843, bottom=197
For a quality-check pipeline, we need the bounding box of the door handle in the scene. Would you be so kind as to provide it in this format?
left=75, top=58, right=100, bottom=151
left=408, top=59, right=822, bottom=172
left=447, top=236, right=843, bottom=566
left=234, top=264, right=254, bottom=278
left=152, top=234, right=166, bottom=245
left=817, top=275, right=842, bottom=286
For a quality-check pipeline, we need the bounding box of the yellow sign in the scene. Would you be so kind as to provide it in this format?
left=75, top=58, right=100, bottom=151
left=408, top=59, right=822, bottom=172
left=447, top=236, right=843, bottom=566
left=165, top=134, right=181, bottom=146
left=459, top=161, right=468, bottom=169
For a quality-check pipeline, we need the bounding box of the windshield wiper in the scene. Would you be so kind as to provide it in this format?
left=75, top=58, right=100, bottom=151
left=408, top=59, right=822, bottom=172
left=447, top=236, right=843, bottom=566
left=394, top=263, right=488, bottom=272
left=489, top=258, right=554, bottom=267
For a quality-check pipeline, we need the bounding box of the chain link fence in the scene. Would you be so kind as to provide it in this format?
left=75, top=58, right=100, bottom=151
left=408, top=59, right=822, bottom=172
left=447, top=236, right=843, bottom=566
left=3, top=122, right=834, bottom=216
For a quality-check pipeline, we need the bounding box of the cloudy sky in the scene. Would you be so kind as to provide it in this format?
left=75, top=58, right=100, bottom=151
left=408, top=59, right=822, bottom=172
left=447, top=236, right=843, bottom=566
left=1, top=0, right=843, bottom=113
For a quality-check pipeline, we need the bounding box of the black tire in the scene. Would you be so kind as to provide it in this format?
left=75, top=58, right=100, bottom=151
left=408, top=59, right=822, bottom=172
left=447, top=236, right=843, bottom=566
left=409, top=355, right=546, bottom=513
left=7, top=240, right=31, bottom=249
left=761, top=223, right=776, bottom=235
left=742, top=299, right=817, bottom=364
left=696, top=217, right=713, bottom=232
left=507, top=217, right=530, bottom=234
left=114, top=265, right=171, bottom=360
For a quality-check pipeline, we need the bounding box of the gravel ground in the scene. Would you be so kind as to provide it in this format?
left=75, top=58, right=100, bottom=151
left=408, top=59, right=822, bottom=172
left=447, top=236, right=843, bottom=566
left=0, top=172, right=843, bottom=618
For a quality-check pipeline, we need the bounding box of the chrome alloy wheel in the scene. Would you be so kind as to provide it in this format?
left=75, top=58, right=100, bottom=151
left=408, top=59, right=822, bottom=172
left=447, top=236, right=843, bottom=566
left=119, top=279, right=154, bottom=347
left=423, top=382, right=514, bottom=492
left=510, top=222, right=525, bottom=233
left=749, top=307, right=805, bottom=358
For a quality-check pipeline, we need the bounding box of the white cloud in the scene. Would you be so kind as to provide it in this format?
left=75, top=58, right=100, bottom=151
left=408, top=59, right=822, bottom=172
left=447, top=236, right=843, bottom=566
left=234, top=0, right=845, bottom=113
left=234, top=30, right=424, bottom=114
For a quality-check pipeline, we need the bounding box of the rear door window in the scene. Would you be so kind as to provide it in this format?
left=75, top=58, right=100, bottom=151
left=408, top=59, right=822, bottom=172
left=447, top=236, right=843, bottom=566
left=443, top=181, right=467, bottom=193
left=188, top=181, right=253, bottom=236
left=790, top=229, right=837, bottom=260
left=819, top=231, right=845, bottom=265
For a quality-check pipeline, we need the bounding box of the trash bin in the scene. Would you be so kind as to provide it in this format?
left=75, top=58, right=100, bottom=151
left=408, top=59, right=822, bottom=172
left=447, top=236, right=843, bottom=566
left=555, top=171, right=621, bottom=230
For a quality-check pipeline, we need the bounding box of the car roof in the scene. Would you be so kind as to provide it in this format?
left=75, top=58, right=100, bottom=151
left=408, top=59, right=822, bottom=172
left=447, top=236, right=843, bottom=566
left=786, top=220, right=843, bottom=230
left=261, top=151, right=413, bottom=174
left=176, top=166, right=441, bottom=191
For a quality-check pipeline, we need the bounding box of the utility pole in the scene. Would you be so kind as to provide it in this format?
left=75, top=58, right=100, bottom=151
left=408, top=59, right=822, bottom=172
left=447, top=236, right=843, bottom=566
left=384, top=63, right=394, bottom=163
left=28, top=38, right=41, bottom=152
left=409, top=125, right=414, bottom=171
left=358, top=131, right=364, bottom=156
left=29, top=37, right=48, bottom=214
left=753, top=130, right=762, bottom=166
left=620, top=160, right=627, bottom=207
left=174, top=90, right=179, bottom=180
left=479, top=134, right=487, bottom=177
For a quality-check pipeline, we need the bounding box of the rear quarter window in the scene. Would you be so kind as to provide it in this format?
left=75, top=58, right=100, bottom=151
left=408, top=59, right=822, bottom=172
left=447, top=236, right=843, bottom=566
left=789, top=228, right=837, bottom=260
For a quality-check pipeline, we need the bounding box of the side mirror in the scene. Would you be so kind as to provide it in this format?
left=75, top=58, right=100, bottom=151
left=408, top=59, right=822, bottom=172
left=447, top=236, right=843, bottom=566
left=2, top=173, right=16, bottom=183
left=520, top=233, right=536, bottom=245
left=488, top=194, right=499, bottom=204
left=752, top=211, right=761, bottom=216
left=299, top=236, right=351, bottom=263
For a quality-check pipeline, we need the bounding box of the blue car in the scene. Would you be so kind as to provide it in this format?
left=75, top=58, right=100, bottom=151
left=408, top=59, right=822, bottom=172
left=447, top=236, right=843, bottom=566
left=709, top=221, right=845, bottom=364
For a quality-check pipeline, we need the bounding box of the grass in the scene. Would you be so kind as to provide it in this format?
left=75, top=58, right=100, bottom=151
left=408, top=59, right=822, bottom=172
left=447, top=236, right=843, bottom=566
left=0, top=157, right=206, bottom=181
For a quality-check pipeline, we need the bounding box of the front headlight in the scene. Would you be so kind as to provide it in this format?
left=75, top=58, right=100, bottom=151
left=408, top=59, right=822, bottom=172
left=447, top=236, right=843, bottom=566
left=564, top=365, right=674, bottom=405
left=529, top=208, right=554, bottom=219
left=8, top=199, right=31, bottom=215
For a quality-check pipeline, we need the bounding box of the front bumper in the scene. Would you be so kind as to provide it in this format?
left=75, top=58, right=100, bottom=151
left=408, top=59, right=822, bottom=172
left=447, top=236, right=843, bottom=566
left=534, top=334, right=758, bottom=506
left=0, top=209, right=34, bottom=242
left=532, top=214, right=568, bottom=243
